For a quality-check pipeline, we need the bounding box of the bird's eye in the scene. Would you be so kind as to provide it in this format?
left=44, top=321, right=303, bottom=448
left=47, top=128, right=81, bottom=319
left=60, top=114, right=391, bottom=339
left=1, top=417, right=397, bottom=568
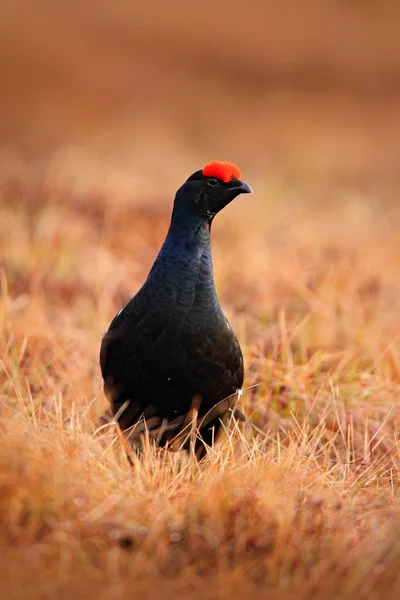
left=208, top=178, right=219, bottom=187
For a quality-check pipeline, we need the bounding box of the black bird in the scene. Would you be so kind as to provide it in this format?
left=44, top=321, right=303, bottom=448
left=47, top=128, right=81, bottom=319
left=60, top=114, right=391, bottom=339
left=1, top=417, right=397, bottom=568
left=100, top=161, right=252, bottom=456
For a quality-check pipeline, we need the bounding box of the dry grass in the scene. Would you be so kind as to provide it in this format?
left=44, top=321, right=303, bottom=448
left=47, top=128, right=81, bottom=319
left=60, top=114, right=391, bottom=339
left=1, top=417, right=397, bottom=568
left=2, top=166, right=400, bottom=600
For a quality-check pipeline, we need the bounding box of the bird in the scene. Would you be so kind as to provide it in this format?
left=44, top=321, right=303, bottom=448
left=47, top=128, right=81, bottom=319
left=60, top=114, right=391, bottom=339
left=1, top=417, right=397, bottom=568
left=100, top=160, right=252, bottom=457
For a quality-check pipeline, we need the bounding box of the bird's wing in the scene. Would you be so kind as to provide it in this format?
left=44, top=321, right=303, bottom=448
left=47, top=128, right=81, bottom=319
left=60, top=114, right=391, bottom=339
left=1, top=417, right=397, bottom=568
left=99, top=329, right=114, bottom=379
left=181, top=320, right=244, bottom=404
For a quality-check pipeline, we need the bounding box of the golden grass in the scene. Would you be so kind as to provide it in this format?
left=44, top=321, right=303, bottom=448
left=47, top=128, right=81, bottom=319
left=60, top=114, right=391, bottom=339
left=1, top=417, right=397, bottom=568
left=1, top=171, right=400, bottom=599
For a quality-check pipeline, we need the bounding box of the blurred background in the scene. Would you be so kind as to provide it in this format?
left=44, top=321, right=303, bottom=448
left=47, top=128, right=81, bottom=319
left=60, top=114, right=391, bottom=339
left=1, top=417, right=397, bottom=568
left=2, top=0, right=400, bottom=365
left=0, top=0, right=400, bottom=192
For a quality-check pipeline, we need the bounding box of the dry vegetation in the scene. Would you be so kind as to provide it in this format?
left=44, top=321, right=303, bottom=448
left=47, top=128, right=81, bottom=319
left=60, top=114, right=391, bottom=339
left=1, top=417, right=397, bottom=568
left=1, top=165, right=400, bottom=600
left=2, top=1, right=400, bottom=598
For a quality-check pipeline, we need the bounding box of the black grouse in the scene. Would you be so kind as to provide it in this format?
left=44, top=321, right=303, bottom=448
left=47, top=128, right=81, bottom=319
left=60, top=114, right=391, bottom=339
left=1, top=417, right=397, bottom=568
left=100, top=160, right=252, bottom=456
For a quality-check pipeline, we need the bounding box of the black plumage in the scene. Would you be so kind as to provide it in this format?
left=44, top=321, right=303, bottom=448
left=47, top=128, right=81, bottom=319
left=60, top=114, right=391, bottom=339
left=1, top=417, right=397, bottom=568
left=100, top=161, right=252, bottom=456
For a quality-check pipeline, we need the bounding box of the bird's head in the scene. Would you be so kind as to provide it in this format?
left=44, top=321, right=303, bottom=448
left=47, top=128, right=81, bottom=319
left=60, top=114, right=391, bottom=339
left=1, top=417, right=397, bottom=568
left=173, top=161, right=252, bottom=224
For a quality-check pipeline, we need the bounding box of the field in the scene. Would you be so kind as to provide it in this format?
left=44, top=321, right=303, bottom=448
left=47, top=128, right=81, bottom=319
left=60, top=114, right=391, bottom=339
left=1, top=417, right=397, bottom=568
left=2, top=2, right=400, bottom=599
left=1, top=157, right=400, bottom=600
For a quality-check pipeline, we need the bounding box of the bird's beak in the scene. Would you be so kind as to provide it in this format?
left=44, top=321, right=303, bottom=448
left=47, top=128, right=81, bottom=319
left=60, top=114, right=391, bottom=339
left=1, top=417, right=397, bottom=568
left=229, top=179, right=253, bottom=195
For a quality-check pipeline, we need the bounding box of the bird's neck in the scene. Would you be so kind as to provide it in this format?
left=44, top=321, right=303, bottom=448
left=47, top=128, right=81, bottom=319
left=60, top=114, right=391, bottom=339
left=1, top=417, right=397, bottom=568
left=146, top=211, right=219, bottom=309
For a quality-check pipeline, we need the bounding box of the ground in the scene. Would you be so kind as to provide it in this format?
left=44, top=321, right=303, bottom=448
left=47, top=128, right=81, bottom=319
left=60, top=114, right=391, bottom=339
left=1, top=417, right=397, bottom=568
left=1, top=158, right=400, bottom=600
